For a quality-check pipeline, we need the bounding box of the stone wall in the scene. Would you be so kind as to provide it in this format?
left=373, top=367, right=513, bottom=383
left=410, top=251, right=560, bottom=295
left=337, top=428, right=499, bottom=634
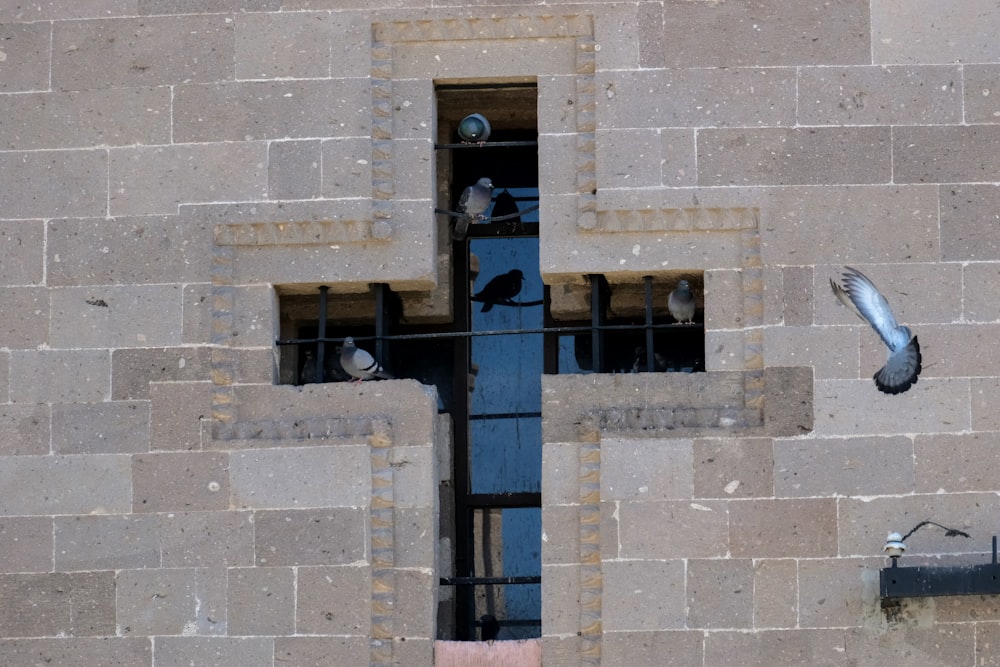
left=1, top=1, right=999, bottom=665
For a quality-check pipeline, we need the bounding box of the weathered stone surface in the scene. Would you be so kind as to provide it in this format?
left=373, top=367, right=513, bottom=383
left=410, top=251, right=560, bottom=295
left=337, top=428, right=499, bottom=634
left=693, top=437, right=773, bottom=499
left=705, top=628, right=849, bottom=666
left=0, top=572, right=115, bottom=637
left=0, top=22, right=51, bottom=92
left=228, top=567, right=295, bottom=636
left=51, top=285, right=183, bottom=349
left=0, top=403, right=49, bottom=456
left=602, top=630, right=704, bottom=667
left=752, top=559, right=797, bottom=629
left=872, top=0, right=1000, bottom=64
left=0, top=517, right=53, bottom=573
left=812, top=378, right=969, bottom=436
left=774, top=436, right=914, bottom=498
left=132, top=451, right=228, bottom=513
left=895, top=125, right=1000, bottom=184
left=295, top=565, right=371, bottom=635
left=0, top=220, right=44, bottom=286
left=963, top=65, right=1000, bottom=124
left=150, top=381, right=211, bottom=451
left=687, top=558, right=754, bottom=629
left=160, top=511, right=254, bottom=568
left=54, top=514, right=160, bottom=571
left=153, top=637, right=273, bottom=667
left=730, top=498, right=837, bottom=558
left=269, top=140, right=322, bottom=201
left=52, top=401, right=149, bottom=455
left=255, top=508, right=366, bottom=566
left=600, top=438, right=693, bottom=500
left=230, top=446, right=369, bottom=509
left=273, top=636, right=369, bottom=667
left=111, top=347, right=210, bottom=400
left=940, top=184, right=1000, bottom=261
left=0, top=454, right=130, bottom=515
left=613, top=500, right=729, bottom=559
left=797, top=557, right=878, bottom=628
left=0, top=150, right=107, bottom=219
left=602, top=559, right=685, bottom=631
left=0, top=638, right=150, bottom=667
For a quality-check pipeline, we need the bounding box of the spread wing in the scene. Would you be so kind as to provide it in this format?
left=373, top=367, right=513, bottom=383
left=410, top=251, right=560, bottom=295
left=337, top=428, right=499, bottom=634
left=831, top=267, right=910, bottom=352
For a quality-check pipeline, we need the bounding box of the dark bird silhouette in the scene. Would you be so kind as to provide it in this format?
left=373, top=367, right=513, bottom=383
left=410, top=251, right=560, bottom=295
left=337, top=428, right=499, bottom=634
left=632, top=346, right=667, bottom=373
left=830, top=266, right=921, bottom=395
left=491, top=188, right=521, bottom=223
left=479, top=614, right=500, bottom=642
left=474, top=269, right=525, bottom=312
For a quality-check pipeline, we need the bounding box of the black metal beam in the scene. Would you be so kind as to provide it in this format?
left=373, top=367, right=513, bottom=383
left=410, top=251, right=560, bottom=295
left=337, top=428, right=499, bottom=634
left=881, top=535, right=1000, bottom=601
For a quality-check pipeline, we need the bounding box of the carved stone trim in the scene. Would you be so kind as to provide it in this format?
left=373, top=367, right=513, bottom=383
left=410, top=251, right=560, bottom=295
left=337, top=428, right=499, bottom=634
left=587, top=207, right=759, bottom=233
left=374, top=14, right=594, bottom=43
left=213, top=219, right=385, bottom=247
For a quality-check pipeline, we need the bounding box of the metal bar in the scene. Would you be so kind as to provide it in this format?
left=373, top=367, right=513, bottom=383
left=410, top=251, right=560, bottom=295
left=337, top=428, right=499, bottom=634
left=316, top=285, right=329, bottom=382
left=374, top=283, right=388, bottom=366
left=881, top=562, right=1000, bottom=599
left=435, top=141, right=539, bottom=150
left=465, top=493, right=541, bottom=508
left=453, top=236, right=474, bottom=642
left=590, top=275, right=608, bottom=373
left=469, top=412, right=542, bottom=421
left=644, top=276, right=655, bottom=372
left=440, top=576, right=542, bottom=586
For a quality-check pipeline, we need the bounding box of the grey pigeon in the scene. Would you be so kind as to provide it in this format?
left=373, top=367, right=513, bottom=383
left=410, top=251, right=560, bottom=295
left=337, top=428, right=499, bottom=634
left=632, top=346, right=667, bottom=373
left=458, top=113, right=491, bottom=144
left=340, top=336, right=393, bottom=381
left=474, top=269, right=524, bottom=312
left=454, top=177, right=494, bottom=241
left=479, top=614, right=500, bottom=642
left=300, top=348, right=319, bottom=384
left=668, top=279, right=696, bottom=323
left=830, top=266, right=921, bottom=395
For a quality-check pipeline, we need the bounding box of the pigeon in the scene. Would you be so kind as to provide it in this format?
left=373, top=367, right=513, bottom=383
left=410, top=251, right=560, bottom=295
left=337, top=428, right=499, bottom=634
left=458, top=113, right=491, bottom=144
left=479, top=614, right=500, bottom=642
left=668, top=279, right=696, bottom=323
left=474, top=269, right=524, bottom=312
left=632, top=346, right=667, bottom=373
left=300, top=348, right=319, bottom=384
left=454, top=177, right=494, bottom=241
left=339, top=336, right=393, bottom=381
left=830, top=266, right=921, bottom=395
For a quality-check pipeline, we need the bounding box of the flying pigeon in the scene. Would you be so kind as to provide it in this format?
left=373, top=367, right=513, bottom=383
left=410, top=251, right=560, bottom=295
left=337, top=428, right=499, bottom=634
left=474, top=269, right=524, bottom=312
left=340, top=336, right=393, bottom=381
left=830, top=266, right=921, bottom=395
left=454, top=177, right=494, bottom=241
left=479, top=614, right=500, bottom=642
left=458, top=113, right=491, bottom=145
left=668, top=279, right=696, bottom=323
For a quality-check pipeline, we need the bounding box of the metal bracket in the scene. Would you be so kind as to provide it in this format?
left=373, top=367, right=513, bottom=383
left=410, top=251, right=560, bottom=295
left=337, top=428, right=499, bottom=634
left=880, top=536, right=1000, bottom=600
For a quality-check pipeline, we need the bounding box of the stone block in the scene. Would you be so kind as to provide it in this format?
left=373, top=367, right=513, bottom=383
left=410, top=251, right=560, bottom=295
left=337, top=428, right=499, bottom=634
left=47, top=215, right=213, bottom=286
left=914, top=433, right=1000, bottom=493
left=55, top=515, right=160, bottom=571
left=269, top=140, right=321, bottom=200
left=150, top=381, right=211, bottom=451
left=175, top=80, right=370, bottom=143
left=0, top=22, right=51, bottom=92
left=798, top=557, right=879, bottom=628
left=296, top=565, right=371, bottom=635
left=797, top=65, right=961, bottom=125
left=51, top=285, right=183, bottom=349
left=597, top=68, right=796, bottom=129
left=228, top=566, right=295, bottom=635
left=775, top=436, right=914, bottom=498
left=845, top=624, right=975, bottom=666
left=872, top=0, right=1000, bottom=64
left=763, top=366, right=814, bottom=438
left=386, top=138, right=434, bottom=201
left=730, top=498, right=837, bottom=558
left=0, top=454, right=130, bottom=515
left=390, top=444, right=435, bottom=507
left=541, top=564, right=580, bottom=636
left=698, top=127, right=891, bottom=186
left=687, top=558, right=754, bottom=629
left=153, top=637, right=273, bottom=667
left=779, top=266, right=814, bottom=327
left=594, top=4, right=641, bottom=70
left=0, top=352, right=7, bottom=402
left=542, top=505, right=579, bottom=566
left=255, top=508, right=366, bottom=566
left=603, top=559, right=685, bottom=631
left=0, top=287, right=46, bottom=350
left=52, top=401, right=149, bottom=455
left=812, top=379, right=969, bottom=436
left=393, top=506, right=436, bottom=569
left=160, top=511, right=254, bottom=568
left=393, top=37, right=576, bottom=80
left=693, top=437, right=773, bottom=499
left=915, top=324, right=1000, bottom=378
left=52, top=15, right=235, bottom=90
left=111, top=346, right=210, bottom=400
left=0, top=88, right=171, bottom=151
left=0, top=516, right=53, bottom=573
left=320, top=137, right=374, bottom=200
left=0, top=220, right=44, bottom=286
left=0, top=4, right=133, bottom=21
left=109, top=142, right=268, bottom=216
left=393, top=569, right=436, bottom=638
left=895, top=125, right=1000, bottom=184
left=0, top=638, right=151, bottom=667
left=940, top=184, right=1000, bottom=261
left=181, top=284, right=212, bottom=344
left=116, top=568, right=197, bottom=636
left=972, top=378, right=1000, bottom=431
left=596, top=128, right=670, bottom=189
left=0, top=572, right=115, bottom=637
left=837, top=492, right=999, bottom=557
left=963, top=65, right=1000, bottom=124
left=601, top=438, right=693, bottom=501
left=614, top=500, right=729, bottom=559
left=0, top=403, right=49, bottom=455
left=704, top=269, right=742, bottom=330
left=660, top=0, right=869, bottom=67
left=137, top=0, right=283, bottom=13
left=542, top=442, right=580, bottom=506
left=603, top=630, right=704, bottom=667
left=964, top=263, right=1000, bottom=322
left=0, top=150, right=107, bottom=219
left=753, top=559, right=797, bottom=628
left=538, top=134, right=578, bottom=197
left=235, top=11, right=334, bottom=80
left=273, top=636, right=369, bottom=667
left=132, top=451, right=229, bottom=513
left=230, top=445, right=369, bottom=509
left=537, top=75, right=576, bottom=136
left=764, top=326, right=857, bottom=380
left=704, top=628, right=849, bottom=666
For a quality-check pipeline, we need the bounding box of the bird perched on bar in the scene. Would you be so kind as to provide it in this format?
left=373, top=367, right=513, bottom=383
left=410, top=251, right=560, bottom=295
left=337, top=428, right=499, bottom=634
left=300, top=348, right=319, bottom=384
left=474, top=269, right=524, bottom=312
left=479, top=614, right=500, bottom=642
left=830, top=266, right=921, bottom=395
left=458, top=113, right=491, bottom=145
left=668, top=279, right=696, bottom=323
left=632, top=346, right=667, bottom=373
left=454, top=177, right=494, bottom=241
left=340, top=337, right=393, bottom=381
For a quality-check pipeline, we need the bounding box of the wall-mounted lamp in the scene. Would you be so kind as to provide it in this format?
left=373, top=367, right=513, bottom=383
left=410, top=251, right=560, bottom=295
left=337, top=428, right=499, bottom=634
left=883, top=532, right=906, bottom=560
